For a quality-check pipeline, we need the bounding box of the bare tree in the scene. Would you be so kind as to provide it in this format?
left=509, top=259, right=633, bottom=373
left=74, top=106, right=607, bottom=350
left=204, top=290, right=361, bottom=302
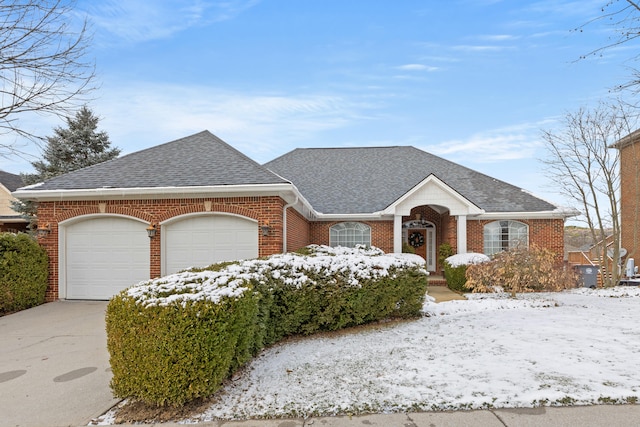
left=576, top=1, right=640, bottom=92
left=0, top=0, right=95, bottom=157
left=542, top=100, right=638, bottom=287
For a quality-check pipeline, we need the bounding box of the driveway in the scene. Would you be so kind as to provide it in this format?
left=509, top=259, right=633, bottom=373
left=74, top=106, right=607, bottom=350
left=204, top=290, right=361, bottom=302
left=0, top=301, right=119, bottom=427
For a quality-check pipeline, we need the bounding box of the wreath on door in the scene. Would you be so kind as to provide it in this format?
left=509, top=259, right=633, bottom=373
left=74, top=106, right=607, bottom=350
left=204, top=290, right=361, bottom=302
left=408, top=231, right=425, bottom=248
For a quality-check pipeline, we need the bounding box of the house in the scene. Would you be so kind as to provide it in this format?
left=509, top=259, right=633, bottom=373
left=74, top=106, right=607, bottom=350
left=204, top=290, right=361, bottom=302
left=615, top=128, right=640, bottom=263
left=13, top=131, right=576, bottom=301
left=0, top=170, right=28, bottom=233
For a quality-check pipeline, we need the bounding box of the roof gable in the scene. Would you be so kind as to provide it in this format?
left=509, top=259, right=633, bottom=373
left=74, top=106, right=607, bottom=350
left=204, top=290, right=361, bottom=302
left=265, top=146, right=558, bottom=215
left=24, top=131, right=289, bottom=191
left=386, top=174, right=483, bottom=216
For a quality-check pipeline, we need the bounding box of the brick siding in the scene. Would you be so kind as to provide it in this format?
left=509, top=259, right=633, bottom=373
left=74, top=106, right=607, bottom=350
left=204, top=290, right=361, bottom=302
left=620, top=142, right=640, bottom=259
left=285, top=207, right=310, bottom=252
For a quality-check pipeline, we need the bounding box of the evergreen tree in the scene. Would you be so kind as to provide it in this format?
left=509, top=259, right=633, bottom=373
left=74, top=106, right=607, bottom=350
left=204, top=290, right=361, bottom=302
left=13, top=106, right=120, bottom=230
left=23, top=106, right=120, bottom=184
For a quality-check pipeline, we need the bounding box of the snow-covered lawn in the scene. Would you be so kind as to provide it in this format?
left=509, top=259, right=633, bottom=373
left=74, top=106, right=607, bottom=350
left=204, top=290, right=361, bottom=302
left=98, top=285, right=640, bottom=424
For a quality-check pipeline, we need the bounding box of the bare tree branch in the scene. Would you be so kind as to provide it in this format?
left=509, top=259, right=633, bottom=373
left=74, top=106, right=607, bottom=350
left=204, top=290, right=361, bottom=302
left=574, top=1, right=640, bottom=59
left=0, top=0, right=96, bottom=158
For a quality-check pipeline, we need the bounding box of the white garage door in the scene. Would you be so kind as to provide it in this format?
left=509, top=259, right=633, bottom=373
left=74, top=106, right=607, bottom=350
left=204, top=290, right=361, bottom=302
left=64, top=217, right=149, bottom=300
left=164, top=214, right=258, bottom=275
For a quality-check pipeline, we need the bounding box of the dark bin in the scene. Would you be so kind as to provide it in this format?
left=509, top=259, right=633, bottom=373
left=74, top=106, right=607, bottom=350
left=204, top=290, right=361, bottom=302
left=575, top=265, right=599, bottom=288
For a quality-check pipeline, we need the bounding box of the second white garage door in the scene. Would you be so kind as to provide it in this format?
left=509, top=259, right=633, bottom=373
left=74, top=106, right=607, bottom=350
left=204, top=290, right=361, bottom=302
left=163, top=214, right=258, bottom=275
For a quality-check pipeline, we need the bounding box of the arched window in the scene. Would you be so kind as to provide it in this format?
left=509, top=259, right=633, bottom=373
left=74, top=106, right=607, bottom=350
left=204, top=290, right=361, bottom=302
left=483, top=220, right=528, bottom=256
left=329, top=222, right=371, bottom=248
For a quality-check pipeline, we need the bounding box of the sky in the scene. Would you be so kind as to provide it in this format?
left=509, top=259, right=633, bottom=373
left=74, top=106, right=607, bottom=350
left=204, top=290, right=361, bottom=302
left=0, top=0, right=636, bottom=211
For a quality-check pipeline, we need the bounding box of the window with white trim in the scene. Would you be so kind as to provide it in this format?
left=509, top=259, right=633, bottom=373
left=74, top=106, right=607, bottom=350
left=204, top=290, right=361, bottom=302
left=329, top=222, right=371, bottom=248
left=483, top=220, right=528, bottom=256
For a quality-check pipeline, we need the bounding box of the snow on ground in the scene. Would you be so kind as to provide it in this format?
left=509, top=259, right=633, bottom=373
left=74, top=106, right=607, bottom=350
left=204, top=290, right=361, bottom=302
left=96, top=286, right=640, bottom=424
left=191, top=287, right=640, bottom=421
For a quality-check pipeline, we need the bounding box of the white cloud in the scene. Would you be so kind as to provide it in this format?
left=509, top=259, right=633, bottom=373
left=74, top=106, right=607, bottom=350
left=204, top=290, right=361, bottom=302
left=395, top=64, right=439, bottom=72
left=93, top=81, right=373, bottom=162
left=476, top=34, right=520, bottom=42
left=422, top=123, right=547, bottom=163
left=452, top=44, right=513, bottom=52
left=82, top=0, right=260, bottom=43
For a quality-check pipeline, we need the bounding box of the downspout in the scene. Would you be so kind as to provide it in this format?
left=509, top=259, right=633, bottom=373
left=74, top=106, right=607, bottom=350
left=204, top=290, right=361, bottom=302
left=282, top=196, right=298, bottom=253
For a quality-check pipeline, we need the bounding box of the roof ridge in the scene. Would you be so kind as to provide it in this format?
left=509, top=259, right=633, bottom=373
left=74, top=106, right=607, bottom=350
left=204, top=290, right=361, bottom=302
left=293, top=145, right=407, bottom=150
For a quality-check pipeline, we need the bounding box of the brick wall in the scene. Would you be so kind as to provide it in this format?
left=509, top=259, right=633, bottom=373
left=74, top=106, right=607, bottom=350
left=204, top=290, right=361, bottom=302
left=286, top=206, right=310, bottom=252
left=309, top=220, right=394, bottom=253
left=308, top=214, right=565, bottom=267
left=36, top=196, right=286, bottom=301
left=467, top=218, right=565, bottom=263
left=620, top=142, right=640, bottom=259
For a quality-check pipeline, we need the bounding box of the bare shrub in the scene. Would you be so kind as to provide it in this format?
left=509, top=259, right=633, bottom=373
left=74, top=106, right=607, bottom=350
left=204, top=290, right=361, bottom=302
left=465, top=246, right=579, bottom=297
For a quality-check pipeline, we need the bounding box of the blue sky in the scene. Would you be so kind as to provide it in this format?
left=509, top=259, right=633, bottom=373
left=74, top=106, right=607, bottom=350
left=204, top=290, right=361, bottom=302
left=1, top=0, right=632, bottom=210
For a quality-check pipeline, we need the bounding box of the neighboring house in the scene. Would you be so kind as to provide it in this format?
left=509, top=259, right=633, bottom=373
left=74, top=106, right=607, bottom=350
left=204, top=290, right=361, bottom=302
left=13, top=131, right=577, bottom=301
left=615, top=129, right=640, bottom=262
left=0, top=170, right=27, bottom=233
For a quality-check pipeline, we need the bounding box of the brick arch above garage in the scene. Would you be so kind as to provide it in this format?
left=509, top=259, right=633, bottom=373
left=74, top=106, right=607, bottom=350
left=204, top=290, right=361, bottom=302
left=157, top=202, right=259, bottom=223
left=53, top=205, right=153, bottom=223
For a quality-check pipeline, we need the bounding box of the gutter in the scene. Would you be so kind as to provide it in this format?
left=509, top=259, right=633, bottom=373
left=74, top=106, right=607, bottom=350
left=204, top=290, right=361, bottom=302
left=12, top=183, right=298, bottom=201
left=474, top=208, right=580, bottom=220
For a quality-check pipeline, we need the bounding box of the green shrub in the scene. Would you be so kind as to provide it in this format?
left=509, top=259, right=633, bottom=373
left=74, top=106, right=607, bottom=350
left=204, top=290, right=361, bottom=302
left=107, top=276, right=259, bottom=406
left=438, top=243, right=454, bottom=270
left=256, top=264, right=427, bottom=345
left=444, top=262, right=468, bottom=292
left=465, top=245, right=578, bottom=297
left=402, top=242, right=415, bottom=254
left=106, top=246, right=428, bottom=407
left=0, top=233, right=48, bottom=314
left=444, top=253, right=490, bottom=293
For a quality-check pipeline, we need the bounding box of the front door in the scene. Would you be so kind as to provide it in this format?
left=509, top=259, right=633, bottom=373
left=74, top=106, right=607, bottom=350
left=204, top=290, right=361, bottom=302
left=406, top=226, right=436, bottom=271
left=408, top=228, right=427, bottom=260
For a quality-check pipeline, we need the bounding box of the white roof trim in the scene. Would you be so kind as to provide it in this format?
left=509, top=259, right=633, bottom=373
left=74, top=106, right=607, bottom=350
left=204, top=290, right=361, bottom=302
left=13, top=182, right=322, bottom=222
left=383, top=174, right=484, bottom=216
left=13, top=183, right=297, bottom=201
left=474, top=208, right=580, bottom=220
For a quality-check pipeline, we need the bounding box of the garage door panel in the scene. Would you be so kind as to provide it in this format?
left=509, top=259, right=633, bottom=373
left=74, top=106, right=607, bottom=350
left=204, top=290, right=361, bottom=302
left=65, top=217, right=149, bottom=300
left=164, top=215, right=258, bottom=274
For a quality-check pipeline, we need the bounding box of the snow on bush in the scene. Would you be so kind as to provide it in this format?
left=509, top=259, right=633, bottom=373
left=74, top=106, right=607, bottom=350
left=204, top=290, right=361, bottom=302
left=443, top=252, right=489, bottom=292
left=126, top=245, right=427, bottom=307
left=106, top=245, right=429, bottom=407
left=445, top=252, right=490, bottom=267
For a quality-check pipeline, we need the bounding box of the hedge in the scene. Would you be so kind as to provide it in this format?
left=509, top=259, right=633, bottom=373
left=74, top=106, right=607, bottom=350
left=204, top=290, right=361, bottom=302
left=0, top=233, right=48, bottom=314
left=444, top=253, right=490, bottom=293
left=106, top=245, right=428, bottom=407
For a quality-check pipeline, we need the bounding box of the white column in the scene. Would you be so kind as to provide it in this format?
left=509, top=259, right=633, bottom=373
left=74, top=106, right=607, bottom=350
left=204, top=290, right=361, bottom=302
left=394, top=214, right=403, bottom=253
left=457, top=214, right=467, bottom=254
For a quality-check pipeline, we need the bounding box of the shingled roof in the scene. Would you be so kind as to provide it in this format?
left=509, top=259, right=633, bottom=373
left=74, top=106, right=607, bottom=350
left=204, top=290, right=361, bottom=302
left=23, top=131, right=289, bottom=191
left=265, top=146, right=558, bottom=215
left=0, top=170, right=24, bottom=192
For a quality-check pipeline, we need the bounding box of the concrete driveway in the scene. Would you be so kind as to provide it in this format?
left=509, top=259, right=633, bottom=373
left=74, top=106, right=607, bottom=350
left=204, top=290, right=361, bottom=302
left=0, top=301, right=119, bottom=427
